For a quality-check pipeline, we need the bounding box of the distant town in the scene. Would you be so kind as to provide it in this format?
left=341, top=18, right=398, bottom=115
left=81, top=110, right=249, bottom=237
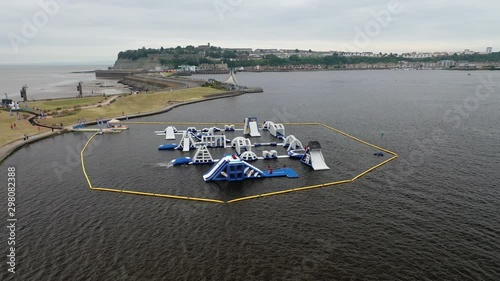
left=109, top=43, right=500, bottom=75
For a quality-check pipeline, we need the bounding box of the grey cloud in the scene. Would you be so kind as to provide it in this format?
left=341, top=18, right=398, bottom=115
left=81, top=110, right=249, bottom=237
left=0, top=0, right=499, bottom=63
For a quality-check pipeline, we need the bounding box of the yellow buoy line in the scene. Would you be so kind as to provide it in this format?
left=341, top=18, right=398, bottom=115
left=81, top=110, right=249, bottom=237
left=80, top=132, right=225, bottom=204
left=80, top=122, right=398, bottom=204
left=122, top=121, right=246, bottom=126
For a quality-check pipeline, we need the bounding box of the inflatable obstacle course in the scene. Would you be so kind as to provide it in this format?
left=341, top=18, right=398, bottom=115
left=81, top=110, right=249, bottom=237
left=80, top=120, right=398, bottom=203
left=161, top=118, right=335, bottom=180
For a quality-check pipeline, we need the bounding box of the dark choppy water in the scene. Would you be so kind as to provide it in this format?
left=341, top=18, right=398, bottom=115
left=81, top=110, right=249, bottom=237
left=1, top=70, right=500, bottom=280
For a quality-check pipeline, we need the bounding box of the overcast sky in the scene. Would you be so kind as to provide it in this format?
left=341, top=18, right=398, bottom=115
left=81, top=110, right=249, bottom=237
left=0, top=0, right=499, bottom=64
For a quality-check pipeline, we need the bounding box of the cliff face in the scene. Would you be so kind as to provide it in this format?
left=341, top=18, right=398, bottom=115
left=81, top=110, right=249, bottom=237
left=113, top=58, right=162, bottom=70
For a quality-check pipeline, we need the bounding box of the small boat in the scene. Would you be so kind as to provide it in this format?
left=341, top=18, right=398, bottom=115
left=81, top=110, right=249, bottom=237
left=158, top=143, right=178, bottom=150
left=171, top=157, right=192, bottom=166
left=108, top=118, right=129, bottom=130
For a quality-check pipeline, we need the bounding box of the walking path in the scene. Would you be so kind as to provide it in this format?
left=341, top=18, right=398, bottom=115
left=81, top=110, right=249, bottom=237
left=0, top=88, right=262, bottom=164
left=0, top=129, right=61, bottom=164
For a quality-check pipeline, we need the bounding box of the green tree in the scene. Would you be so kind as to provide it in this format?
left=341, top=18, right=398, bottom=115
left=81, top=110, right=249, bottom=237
left=223, top=50, right=238, bottom=59
left=289, top=55, right=301, bottom=64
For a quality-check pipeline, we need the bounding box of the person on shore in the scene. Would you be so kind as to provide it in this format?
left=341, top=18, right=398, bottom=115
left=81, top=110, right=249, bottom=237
left=13, top=123, right=16, bottom=129
left=23, top=134, right=26, bottom=141
left=10, top=124, right=13, bottom=130
left=51, top=127, right=54, bottom=132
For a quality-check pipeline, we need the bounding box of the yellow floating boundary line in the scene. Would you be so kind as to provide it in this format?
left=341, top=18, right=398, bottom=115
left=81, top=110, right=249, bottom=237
left=282, top=122, right=322, bottom=126
left=122, top=121, right=246, bottom=126
left=225, top=180, right=356, bottom=204
left=91, top=186, right=225, bottom=203
left=322, top=180, right=354, bottom=187
left=321, top=124, right=399, bottom=156
left=80, top=134, right=225, bottom=204
left=226, top=194, right=262, bottom=203
left=292, top=184, right=325, bottom=192
left=122, top=190, right=155, bottom=197
left=80, top=122, right=398, bottom=204
left=81, top=132, right=98, bottom=190
left=352, top=155, right=399, bottom=182
left=153, top=193, right=191, bottom=200
left=178, top=197, right=225, bottom=204
left=92, top=187, right=123, bottom=193
left=123, top=121, right=322, bottom=126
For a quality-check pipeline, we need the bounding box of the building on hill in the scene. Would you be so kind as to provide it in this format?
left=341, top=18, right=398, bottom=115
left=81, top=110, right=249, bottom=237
left=225, top=48, right=253, bottom=53
left=197, top=63, right=229, bottom=74
left=199, top=63, right=228, bottom=70
left=440, top=60, right=456, bottom=68
left=178, top=65, right=197, bottom=72
left=198, top=43, right=211, bottom=51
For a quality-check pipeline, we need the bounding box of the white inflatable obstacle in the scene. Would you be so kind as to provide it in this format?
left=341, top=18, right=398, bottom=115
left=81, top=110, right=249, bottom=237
left=224, top=124, right=235, bottom=131
left=155, top=126, right=178, bottom=140
left=262, top=121, right=285, bottom=138
left=270, top=123, right=285, bottom=138
left=193, top=145, right=214, bottom=164
left=300, top=141, right=330, bottom=170
left=283, top=135, right=304, bottom=151
left=201, top=135, right=226, bottom=148
left=240, top=151, right=258, bottom=161
left=262, top=121, right=272, bottom=131
left=244, top=117, right=261, bottom=137
left=176, top=131, right=197, bottom=152
left=165, top=126, right=176, bottom=140
left=202, top=127, right=221, bottom=133
left=231, top=137, right=252, bottom=155
left=262, top=150, right=278, bottom=159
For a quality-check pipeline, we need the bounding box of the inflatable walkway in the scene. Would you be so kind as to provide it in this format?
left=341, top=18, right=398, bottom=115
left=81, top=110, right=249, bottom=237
left=203, top=155, right=298, bottom=182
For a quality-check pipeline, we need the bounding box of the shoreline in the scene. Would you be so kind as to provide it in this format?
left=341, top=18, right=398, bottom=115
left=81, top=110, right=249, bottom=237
left=237, top=68, right=500, bottom=73
left=0, top=87, right=263, bottom=164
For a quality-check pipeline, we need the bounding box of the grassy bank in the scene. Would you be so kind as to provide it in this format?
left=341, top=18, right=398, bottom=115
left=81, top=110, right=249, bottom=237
left=29, top=96, right=107, bottom=111
left=1, top=87, right=225, bottom=147
left=0, top=110, right=51, bottom=146
left=34, top=87, right=224, bottom=127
